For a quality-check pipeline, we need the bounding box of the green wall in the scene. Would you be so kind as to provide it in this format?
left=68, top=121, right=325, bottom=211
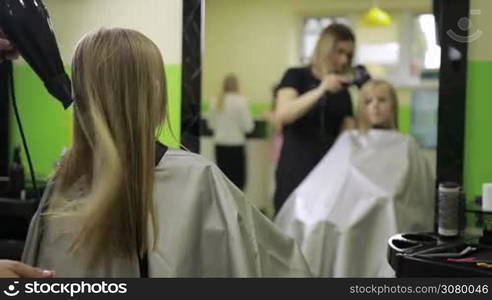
left=398, top=105, right=411, bottom=135
left=9, top=64, right=181, bottom=179
left=464, top=60, right=492, bottom=203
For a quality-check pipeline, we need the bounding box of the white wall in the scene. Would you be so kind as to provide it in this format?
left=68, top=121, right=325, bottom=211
left=44, top=0, right=182, bottom=64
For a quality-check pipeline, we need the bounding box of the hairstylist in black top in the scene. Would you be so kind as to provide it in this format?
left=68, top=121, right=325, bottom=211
left=273, top=24, right=355, bottom=213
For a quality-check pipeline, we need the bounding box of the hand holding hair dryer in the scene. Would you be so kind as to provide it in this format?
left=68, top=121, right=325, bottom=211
left=0, top=0, right=72, bottom=108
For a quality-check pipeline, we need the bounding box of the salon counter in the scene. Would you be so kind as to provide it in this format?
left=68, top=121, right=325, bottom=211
left=388, top=232, right=492, bottom=277
left=0, top=197, right=40, bottom=260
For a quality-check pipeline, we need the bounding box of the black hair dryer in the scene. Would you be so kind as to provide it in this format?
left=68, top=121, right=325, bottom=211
left=0, top=0, right=72, bottom=109
left=351, top=65, right=371, bottom=89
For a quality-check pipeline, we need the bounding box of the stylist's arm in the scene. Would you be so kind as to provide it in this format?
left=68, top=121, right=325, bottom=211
left=274, top=74, right=349, bottom=126
left=0, top=260, right=54, bottom=278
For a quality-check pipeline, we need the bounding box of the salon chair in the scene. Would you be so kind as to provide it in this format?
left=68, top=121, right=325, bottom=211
left=0, top=197, right=40, bottom=260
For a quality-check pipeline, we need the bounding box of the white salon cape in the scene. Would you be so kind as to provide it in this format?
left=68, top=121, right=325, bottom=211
left=274, top=130, right=435, bottom=277
left=22, top=149, right=311, bottom=277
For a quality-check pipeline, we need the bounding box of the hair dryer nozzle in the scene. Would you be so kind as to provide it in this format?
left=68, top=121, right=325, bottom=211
left=352, top=65, right=371, bottom=89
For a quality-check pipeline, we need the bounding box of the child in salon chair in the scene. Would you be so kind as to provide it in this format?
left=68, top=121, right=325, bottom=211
left=275, top=79, right=435, bottom=277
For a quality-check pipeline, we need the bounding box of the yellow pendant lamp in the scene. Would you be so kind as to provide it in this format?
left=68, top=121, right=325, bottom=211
left=362, top=1, right=392, bottom=26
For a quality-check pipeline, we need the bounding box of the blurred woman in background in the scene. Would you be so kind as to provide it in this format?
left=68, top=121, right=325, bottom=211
left=208, top=74, right=254, bottom=190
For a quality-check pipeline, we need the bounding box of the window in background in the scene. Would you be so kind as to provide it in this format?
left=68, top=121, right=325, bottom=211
left=301, top=17, right=350, bottom=64
left=300, top=13, right=440, bottom=82
left=410, top=14, right=439, bottom=150
left=352, top=16, right=400, bottom=80
left=415, top=14, right=441, bottom=71
left=357, top=42, right=400, bottom=65
left=411, top=89, right=438, bottom=149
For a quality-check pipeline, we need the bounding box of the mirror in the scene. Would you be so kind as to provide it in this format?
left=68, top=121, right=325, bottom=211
left=200, top=0, right=441, bottom=218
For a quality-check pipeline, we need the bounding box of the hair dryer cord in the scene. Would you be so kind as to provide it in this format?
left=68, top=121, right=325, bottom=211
left=8, top=62, right=40, bottom=201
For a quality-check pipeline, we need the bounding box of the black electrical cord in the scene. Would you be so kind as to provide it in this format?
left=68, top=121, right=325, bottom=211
left=7, top=61, right=40, bottom=202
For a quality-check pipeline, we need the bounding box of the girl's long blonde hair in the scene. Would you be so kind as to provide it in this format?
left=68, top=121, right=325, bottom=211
left=216, top=73, right=239, bottom=111
left=356, top=80, right=399, bottom=132
left=311, top=23, right=355, bottom=78
left=47, top=28, right=167, bottom=266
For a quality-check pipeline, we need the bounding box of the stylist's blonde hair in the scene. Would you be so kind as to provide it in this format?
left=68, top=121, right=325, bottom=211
left=48, top=28, right=166, bottom=266
left=356, top=80, right=399, bottom=132
left=311, top=23, right=355, bottom=78
left=216, top=73, right=239, bottom=111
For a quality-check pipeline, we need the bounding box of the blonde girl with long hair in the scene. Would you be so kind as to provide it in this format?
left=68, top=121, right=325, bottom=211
left=273, top=23, right=356, bottom=214
left=208, top=73, right=253, bottom=191
left=22, top=28, right=310, bottom=277
left=356, top=80, right=399, bottom=132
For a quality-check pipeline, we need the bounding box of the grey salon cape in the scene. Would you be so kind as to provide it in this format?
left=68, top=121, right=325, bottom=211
left=275, top=130, right=435, bottom=277
left=22, top=149, right=311, bottom=277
